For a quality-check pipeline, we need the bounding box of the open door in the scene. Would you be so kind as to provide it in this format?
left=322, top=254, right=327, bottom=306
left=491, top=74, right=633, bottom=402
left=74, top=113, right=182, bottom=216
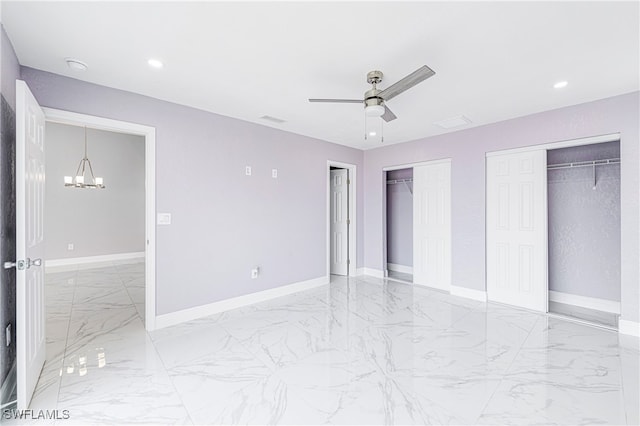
left=14, top=80, right=46, bottom=409
left=330, top=168, right=349, bottom=275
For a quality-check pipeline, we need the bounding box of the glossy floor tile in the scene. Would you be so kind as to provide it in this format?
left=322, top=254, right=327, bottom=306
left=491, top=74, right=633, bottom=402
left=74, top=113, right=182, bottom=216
left=20, top=265, right=639, bottom=425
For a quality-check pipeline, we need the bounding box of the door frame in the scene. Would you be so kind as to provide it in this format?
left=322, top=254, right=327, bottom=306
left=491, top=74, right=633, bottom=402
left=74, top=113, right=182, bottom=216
left=326, top=160, right=357, bottom=277
left=382, top=158, right=451, bottom=279
left=42, top=108, right=158, bottom=331
left=485, top=132, right=621, bottom=313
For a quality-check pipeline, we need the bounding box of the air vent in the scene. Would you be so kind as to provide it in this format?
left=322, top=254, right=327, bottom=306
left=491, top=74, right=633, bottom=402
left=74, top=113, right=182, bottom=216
left=433, top=115, right=472, bottom=129
left=259, top=115, right=286, bottom=124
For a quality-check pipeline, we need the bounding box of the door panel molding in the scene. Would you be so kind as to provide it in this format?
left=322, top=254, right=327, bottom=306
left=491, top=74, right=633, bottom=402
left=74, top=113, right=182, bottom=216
left=486, top=150, right=547, bottom=312
left=326, top=160, right=357, bottom=277
left=413, top=159, right=451, bottom=291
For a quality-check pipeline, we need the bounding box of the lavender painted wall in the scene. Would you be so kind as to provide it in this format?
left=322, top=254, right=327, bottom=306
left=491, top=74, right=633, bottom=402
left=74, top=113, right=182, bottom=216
left=364, top=92, right=639, bottom=323
left=21, top=67, right=364, bottom=315
left=386, top=168, right=412, bottom=267
left=547, top=142, right=621, bottom=302
left=45, top=123, right=145, bottom=260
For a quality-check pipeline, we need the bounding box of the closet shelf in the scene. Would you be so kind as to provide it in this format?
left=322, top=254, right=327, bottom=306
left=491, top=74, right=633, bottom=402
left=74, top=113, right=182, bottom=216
left=387, top=178, right=413, bottom=195
left=547, top=158, right=620, bottom=170
left=386, top=178, right=413, bottom=184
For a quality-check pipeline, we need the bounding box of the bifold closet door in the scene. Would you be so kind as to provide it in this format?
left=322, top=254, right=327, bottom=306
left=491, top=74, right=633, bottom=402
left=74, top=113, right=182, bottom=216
left=486, top=150, right=547, bottom=312
left=413, top=160, right=451, bottom=291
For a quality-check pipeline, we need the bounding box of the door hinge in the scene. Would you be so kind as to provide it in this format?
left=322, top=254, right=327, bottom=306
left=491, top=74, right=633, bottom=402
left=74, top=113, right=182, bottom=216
left=347, top=179, right=351, bottom=185
left=347, top=219, right=351, bottom=225
left=3, top=260, right=27, bottom=270
left=347, top=259, right=350, bottom=265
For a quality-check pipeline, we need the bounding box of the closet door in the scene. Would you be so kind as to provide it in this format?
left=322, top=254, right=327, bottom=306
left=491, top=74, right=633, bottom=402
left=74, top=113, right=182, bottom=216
left=413, top=160, right=451, bottom=291
left=486, top=150, right=547, bottom=312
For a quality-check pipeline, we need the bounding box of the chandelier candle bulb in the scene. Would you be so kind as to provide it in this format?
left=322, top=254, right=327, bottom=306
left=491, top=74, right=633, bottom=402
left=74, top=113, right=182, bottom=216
left=75, top=175, right=84, bottom=185
left=95, top=177, right=103, bottom=186
left=64, top=176, right=73, bottom=184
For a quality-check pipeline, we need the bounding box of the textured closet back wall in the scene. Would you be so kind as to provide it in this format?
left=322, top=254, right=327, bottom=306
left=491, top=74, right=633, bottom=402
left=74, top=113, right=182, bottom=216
left=386, top=168, right=413, bottom=268
left=547, top=141, right=621, bottom=301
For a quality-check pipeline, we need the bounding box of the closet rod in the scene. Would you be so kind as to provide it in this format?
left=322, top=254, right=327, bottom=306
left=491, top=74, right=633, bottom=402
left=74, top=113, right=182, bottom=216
left=386, top=178, right=413, bottom=184
left=547, top=158, right=620, bottom=170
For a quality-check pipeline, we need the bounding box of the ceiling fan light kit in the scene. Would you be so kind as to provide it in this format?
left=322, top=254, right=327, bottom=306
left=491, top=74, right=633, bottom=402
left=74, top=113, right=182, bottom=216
left=365, top=104, right=385, bottom=117
left=309, top=65, right=435, bottom=143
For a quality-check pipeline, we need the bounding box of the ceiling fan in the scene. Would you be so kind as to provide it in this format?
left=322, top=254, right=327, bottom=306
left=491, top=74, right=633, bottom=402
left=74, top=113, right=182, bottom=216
left=308, top=65, right=436, bottom=122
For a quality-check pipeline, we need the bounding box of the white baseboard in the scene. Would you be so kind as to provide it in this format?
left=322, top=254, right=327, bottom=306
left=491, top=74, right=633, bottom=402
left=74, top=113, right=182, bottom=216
left=549, top=290, right=620, bottom=314
left=356, top=267, right=385, bottom=278
left=45, top=252, right=145, bottom=272
left=450, top=285, right=488, bottom=302
left=619, top=319, right=640, bottom=337
left=387, top=263, right=413, bottom=274
left=155, top=275, right=329, bottom=329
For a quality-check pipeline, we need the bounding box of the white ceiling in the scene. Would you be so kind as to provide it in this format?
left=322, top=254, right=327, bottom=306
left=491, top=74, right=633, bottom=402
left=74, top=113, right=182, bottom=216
left=2, top=1, right=638, bottom=149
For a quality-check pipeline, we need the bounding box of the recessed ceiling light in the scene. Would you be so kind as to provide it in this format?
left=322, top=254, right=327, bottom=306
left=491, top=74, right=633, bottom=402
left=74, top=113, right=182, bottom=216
left=369, top=131, right=377, bottom=136
left=147, top=59, right=164, bottom=69
left=65, top=58, right=88, bottom=72
left=553, top=81, right=568, bottom=89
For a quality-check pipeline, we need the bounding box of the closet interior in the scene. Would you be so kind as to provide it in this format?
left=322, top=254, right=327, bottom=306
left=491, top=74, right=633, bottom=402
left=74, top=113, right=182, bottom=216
left=547, top=141, right=621, bottom=328
left=386, top=168, right=413, bottom=283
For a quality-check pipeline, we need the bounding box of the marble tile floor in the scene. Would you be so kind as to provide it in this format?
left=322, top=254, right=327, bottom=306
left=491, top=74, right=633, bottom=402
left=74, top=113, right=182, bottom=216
left=11, top=264, right=639, bottom=425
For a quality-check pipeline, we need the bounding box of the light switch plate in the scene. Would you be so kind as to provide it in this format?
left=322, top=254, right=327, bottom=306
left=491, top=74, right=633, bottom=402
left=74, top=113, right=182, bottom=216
left=245, top=166, right=252, bottom=176
left=272, top=169, right=278, bottom=178
left=157, top=213, right=172, bottom=225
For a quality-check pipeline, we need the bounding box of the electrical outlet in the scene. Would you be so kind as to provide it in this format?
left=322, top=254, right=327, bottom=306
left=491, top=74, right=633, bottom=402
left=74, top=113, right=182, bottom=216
left=67, top=243, right=74, bottom=251
left=251, top=267, right=259, bottom=279
left=6, top=324, right=11, bottom=347
left=272, top=169, right=278, bottom=178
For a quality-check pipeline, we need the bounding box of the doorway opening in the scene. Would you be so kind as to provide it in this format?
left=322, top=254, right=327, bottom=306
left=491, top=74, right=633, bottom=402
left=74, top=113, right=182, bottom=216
left=44, top=122, right=147, bottom=320
left=43, top=108, right=157, bottom=330
left=382, top=159, right=451, bottom=291
left=385, top=168, right=413, bottom=283
left=486, top=133, right=622, bottom=330
left=546, top=141, right=621, bottom=328
left=327, top=161, right=356, bottom=277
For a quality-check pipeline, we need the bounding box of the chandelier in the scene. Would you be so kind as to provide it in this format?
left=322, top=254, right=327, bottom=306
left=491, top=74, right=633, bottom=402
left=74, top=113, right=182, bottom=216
left=64, top=127, right=105, bottom=189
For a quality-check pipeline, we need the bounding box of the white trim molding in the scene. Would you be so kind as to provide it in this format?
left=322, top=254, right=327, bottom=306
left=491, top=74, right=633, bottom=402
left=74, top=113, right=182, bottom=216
left=450, top=285, right=488, bottom=302
left=619, top=319, right=640, bottom=337
left=357, top=267, right=385, bottom=278
left=155, top=276, right=329, bottom=329
left=44, top=251, right=144, bottom=272
left=618, top=319, right=640, bottom=337
left=382, top=157, right=452, bottom=170
left=549, top=291, right=620, bottom=314
left=485, top=133, right=620, bottom=157
left=387, top=263, right=413, bottom=274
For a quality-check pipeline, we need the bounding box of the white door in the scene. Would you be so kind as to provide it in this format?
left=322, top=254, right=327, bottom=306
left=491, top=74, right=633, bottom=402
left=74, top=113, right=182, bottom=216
left=413, top=160, right=451, bottom=291
left=330, top=169, right=349, bottom=275
left=486, top=150, right=547, bottom=312
left=15, top=80, right=46, bottom=409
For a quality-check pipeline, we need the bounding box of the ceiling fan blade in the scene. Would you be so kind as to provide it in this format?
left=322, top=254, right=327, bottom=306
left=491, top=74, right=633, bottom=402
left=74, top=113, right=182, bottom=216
left=308, top=98, right=363, bottom=103
left=381, top=105, right=397, bottom=122
left=378, top=65, right=435, bottom=101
